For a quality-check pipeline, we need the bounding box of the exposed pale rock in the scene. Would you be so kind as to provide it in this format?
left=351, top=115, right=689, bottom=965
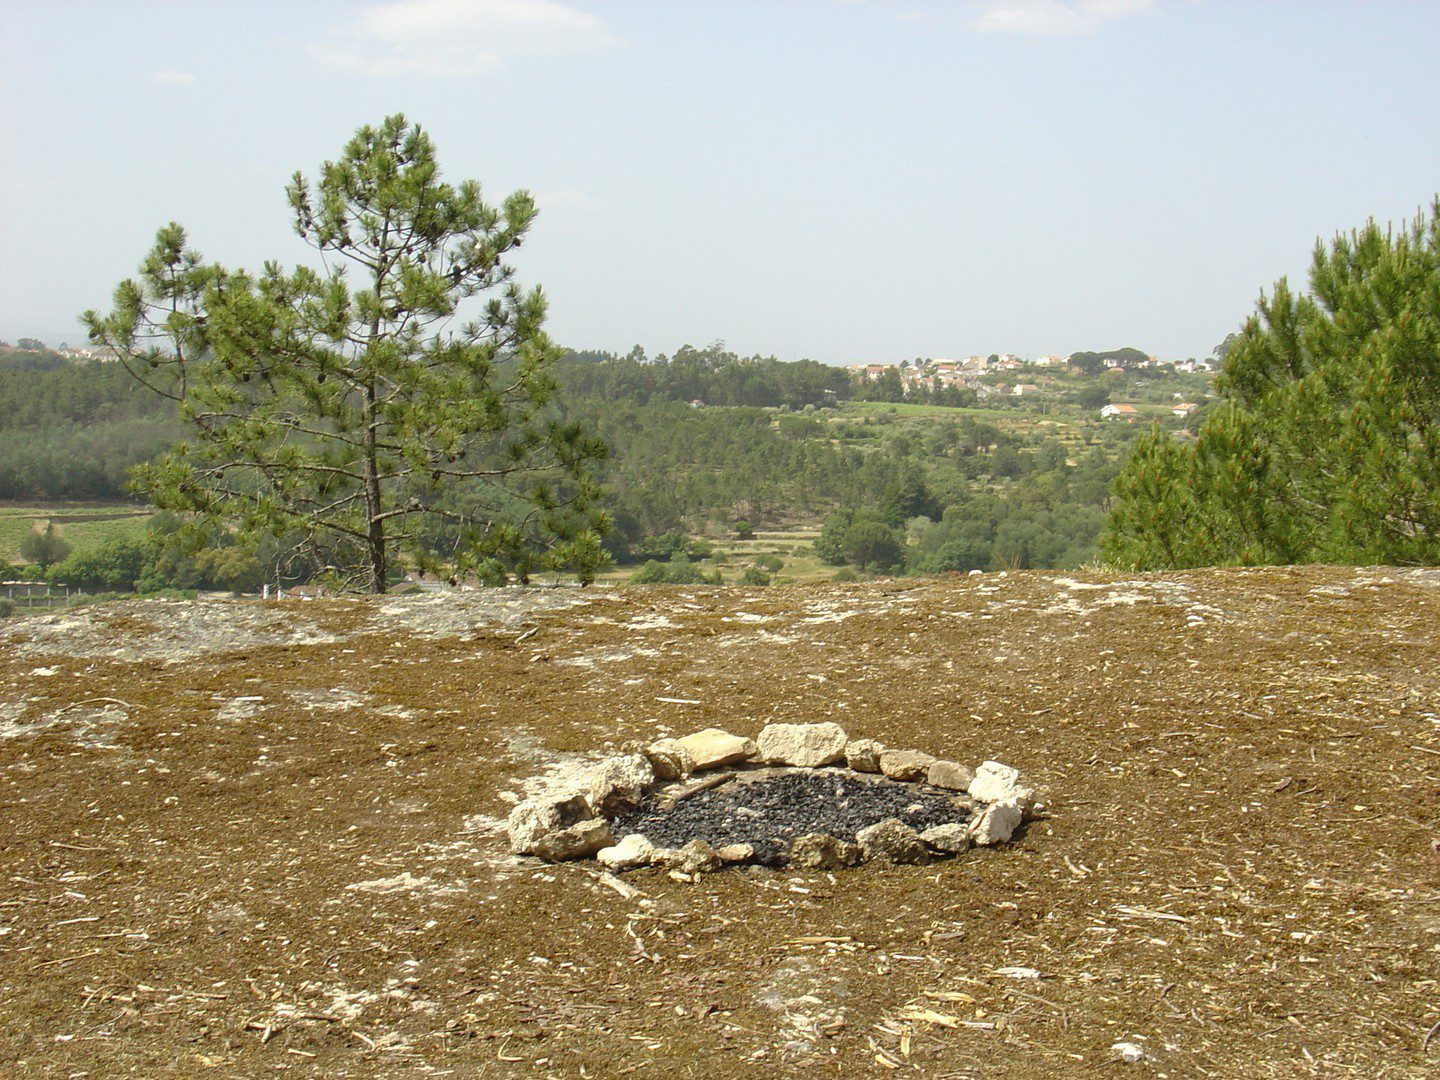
left=716, top=843, right=755, bottom=864
left=533, top=818, right=614, bottom=862
left=597, top=833, right=661, bottom=871
left=756, top=722, right=848, bottom=767
left=588, top=754, right=655, bottom=815
left=967, top=798, right=1024, bottom=846
left=670, top=839, right=722, bottom=875
left=879, top=749, right=936, bottom=782
left=673, top=728, right=757, bottom=772
left=789, top=832, right=862, bottom=870
left=919, top=822, right=972, bottom=854
left=844, top=738, right=884, bottom=773
left=926, top=760, right=974, bottom=791
left=644, top=739, right=696, bottom=781
left=968, top=760, right=1037, bottom=812
left=506, top=793, right=593, bottom=855
left=855, top=817, right=931, bottom=864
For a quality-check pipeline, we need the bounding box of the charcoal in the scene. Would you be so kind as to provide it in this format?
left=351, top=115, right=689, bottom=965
left=612, top=768, right=971, bottom=865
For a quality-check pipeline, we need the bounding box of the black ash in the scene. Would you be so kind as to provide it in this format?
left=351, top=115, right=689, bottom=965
left=612, top=768, right=972, bottom=865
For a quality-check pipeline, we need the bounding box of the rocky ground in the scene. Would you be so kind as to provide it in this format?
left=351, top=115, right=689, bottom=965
left=2, top=567, right=1439, bottom=1077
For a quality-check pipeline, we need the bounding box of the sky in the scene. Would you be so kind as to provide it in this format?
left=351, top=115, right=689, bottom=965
left=2, top=0, right=1438, bottom=365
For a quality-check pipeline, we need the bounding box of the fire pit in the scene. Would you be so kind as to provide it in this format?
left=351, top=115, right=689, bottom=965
left=506, top=723, right=1039, bottom=874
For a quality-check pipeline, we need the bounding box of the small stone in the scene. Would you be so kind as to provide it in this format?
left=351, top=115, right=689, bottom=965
left=844, top=738, right=884, bottom=773
left=506, top=793, right=593, bottom=855
left=588, top=754, right=655, bottom=815
left=673, top=728, right=757, bottom=772
left=968, top=760, right=1037, bottom=812
left=644, top=739, right=696, bottom=781
left=855, top=818, right=931, bottom=864
left=926, top=760, right=974, bottom=791
left=671, top=839, right=722, bottom=874
left=789, top=832, right=862, bottom=870
left=967, top=798, right=1024, bottom=845
left=532, top=818, right=614, bottom=862
left=597, top=833, right=660, bottom=871
left=919, top=822, right=972, bottom=854
left=756, top=722, right=848, bottom=767
left=1111, top=1041, right=1149, bottom=1063
left=879, top=749, right=936, bottom=782
left=716, top=843, right=755, bottom=864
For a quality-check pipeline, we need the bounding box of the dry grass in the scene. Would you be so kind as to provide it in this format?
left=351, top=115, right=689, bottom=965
left=1, top=566, right=1438, bottom=1076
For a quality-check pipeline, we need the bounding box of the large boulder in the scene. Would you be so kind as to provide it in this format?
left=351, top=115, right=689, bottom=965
left=756, top=722, right=848, bottom=768
left=789, top=832, right=863, bottom=870
left=845, top=738, right=884, bottom=773
left=507, top=793, right=593, bottom=855
left=673, top=728, right=757, bottom=772
left=598, top=833, right=661, bottom=871
left=855, top=818, right=931, bottom=864
left=533, top=818, right=614, bottom=862
left=968, top=760, right=1037, bottom=812
left=588, top=754, right=655, bottom=815
left=926, top=760, right=974, bottom=792
left=967, top=798, right=1024, bottom=846
left=879, top=749, right=936, bottom=782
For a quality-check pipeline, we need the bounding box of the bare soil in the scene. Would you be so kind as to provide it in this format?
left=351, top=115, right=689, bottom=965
left=2, top=566, right=1439, bottom=1077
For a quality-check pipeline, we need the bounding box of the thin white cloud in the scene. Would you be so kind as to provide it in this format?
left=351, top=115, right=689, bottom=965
left=974, top=0, right=1153, bottom=35
left=150, top=70, right=197, bottom=85
left=315, top=0, right=619, bottom=77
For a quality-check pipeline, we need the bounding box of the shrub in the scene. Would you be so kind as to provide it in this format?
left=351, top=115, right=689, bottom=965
left=740, top=566, right=770, bottom=586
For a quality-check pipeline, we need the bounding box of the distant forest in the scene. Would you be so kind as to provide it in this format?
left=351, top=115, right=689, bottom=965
left=0, top=341, right=1154, bottom=580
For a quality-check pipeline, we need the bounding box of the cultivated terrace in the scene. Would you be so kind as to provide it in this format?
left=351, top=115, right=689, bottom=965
left=2, top=567, right=1439, bottom=1076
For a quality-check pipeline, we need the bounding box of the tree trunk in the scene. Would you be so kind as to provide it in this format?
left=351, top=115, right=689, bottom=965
left=363, top=378, right=386, bottom=594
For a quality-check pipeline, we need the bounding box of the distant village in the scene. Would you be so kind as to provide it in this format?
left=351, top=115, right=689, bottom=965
left=848, top=351, right=1214, bottom=391
left=845, top=351, right=1214, bottom=419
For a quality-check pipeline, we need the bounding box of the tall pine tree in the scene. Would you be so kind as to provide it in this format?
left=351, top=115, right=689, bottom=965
left=85, top=116, right=608, bottom=592
left=1103, top=198, right=1440, bottom=569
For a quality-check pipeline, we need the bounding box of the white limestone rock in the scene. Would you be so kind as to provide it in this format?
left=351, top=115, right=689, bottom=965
left=716, top=842, right=756, bottom=864
left=967, top=798, right=1024, bottom=846
left=919, top=822, right=972, bottom=854
left=855, top=818, right=931, bottom=864
left=673, top=728, right=757, bottom=772
left=506, top=793, right=593, bottom=855
left=588, top=754, right=655, bottom=815
left=926, top=760, right=975, bottom=791
left=533, top=818, right=614, bottom=862
left=756, top=722, right=848, bottom=768
left=789, top=832, right=862, bottom=870
left=879, top=748, right=936, bottom=782
left=597, top=833, right=661, bottom=871
left=967, top=760, right=1037, bottom=812
left=669, top=839, right=722, bottom=875
left=844, top=738, right=884, bottom=773
left=643, top=739, right=695, bottom=781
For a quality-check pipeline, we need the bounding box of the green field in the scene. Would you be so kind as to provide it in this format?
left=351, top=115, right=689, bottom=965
left=0, top=503, right=152, bottom=567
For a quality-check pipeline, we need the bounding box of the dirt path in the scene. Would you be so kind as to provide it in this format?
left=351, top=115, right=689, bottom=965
left=2, top=567, right=1439, bottom=1076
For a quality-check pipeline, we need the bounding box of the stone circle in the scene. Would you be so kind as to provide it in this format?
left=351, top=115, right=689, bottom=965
left=505, top=721, right=1040, bottom=874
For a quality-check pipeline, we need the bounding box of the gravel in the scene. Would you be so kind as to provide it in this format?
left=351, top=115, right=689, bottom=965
left=612, top=768, right=972, bottom=865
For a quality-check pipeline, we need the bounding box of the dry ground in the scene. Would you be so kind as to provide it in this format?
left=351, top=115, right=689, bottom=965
left=2, top=567, right=1439, bottom=1077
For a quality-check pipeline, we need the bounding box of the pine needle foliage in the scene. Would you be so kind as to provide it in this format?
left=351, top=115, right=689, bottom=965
left=1104, top=199, right=1440, bottom=569
left=84, top=115, right=608, bottom=592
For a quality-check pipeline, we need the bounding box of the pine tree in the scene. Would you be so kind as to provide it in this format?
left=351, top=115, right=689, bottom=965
left=1103, top=198, right=1440, bottom=569
left=84, top=115, right=608, bottom=592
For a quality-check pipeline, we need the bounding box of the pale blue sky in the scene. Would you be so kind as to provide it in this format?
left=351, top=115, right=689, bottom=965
left=2, top=1, right=1437, bottom=363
